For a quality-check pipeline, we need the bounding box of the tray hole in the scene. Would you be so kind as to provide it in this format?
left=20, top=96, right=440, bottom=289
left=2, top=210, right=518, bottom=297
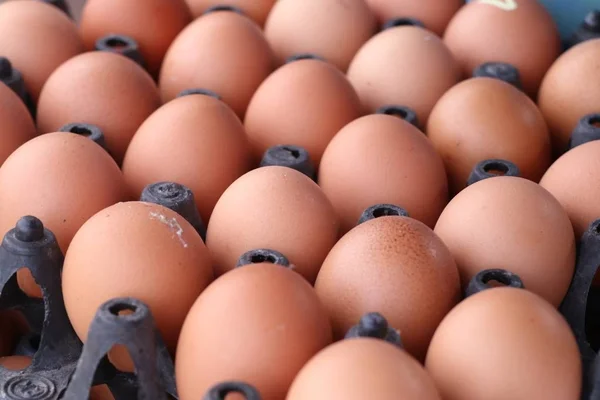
left=590, top=116, right=600, bottom=128
left=0, top=310, right=30, bottom=357
left=250, top=254, right=277, bottom=264
left=16, top=267, right=43, bottom=299
left=105, top=37, right=129, bottom=50
left=282, top=147, right=300, bottom=159
left=483, top=162, right=509, bottom=176
left=108, top=303, right=137, bottom=317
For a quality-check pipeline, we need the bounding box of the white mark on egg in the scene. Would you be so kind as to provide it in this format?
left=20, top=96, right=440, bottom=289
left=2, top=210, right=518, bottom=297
left=149, top=211, right=188, bottom=248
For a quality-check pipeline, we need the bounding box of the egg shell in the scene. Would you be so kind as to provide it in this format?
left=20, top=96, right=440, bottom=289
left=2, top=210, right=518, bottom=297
left=426, top=77, right=552, bottom=195
left=79, top=0, right=192, bottom=77
left=365, top=0, right=463, bottom=36
left=538, top=38, right=600, bottom=155
left=159, top=10, right=274, bottom=118
left=287, top=338, right=441, bottom=400
left=0, top=82, right=36, bottom=167
left=61, top=201, right=214, bottom=364
left=0, top=131, right=126, bottom=297
left=244, top=59, right=362, bottom=165
left=314, top=215, right=461, bottom=361
left=206, top=166, right=339, bottom=283
left=184, top=0, right=276, bottom=26
left=425, top=287, right=581, bottom=400
left=0, top=0, right=83, bottom=101
left=318, top=114, right=448, bottom=234
left=347, top=25, right=460, bottom=124
left=434, top=176, right=575, bottom=307
left=264, top=0, right=377, bottom=71
left=539, top=140, right=600, bottom=239
left=443, top=0, right=561, bottom=97
left=36, top=51, right=161, bottom=164
left=175, top=263, right=332, bottom=400
left=122, top=94, right=252, bottom=224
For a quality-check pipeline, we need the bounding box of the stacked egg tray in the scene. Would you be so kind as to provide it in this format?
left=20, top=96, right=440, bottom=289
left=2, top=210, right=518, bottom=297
left=0, top=0, right=600, bottom=399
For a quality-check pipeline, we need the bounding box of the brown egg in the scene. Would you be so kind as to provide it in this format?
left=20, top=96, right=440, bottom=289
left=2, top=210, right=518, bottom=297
left=36, top=52, right=160, bottom=164
left=206, top=166, right=339, bottom=283
left=0, top=0, right=83, bottom=102
left=365, top=0, right=463, bottom=36
left=0, top=355, right=31, bottom=371
left=538, top=38, right=600, bottom=155
left=425, top=288, right=581, bottom=400
left=347, top=25, right=460, bottom=124
left=184, top=0, right=276, bottom=26
left=0, top=82, right=36, bottom=166
left=90, top=386, right=115, bottom=400
left=443, top=0, right=560, bottom=98
left=159, top=9, right=274, bottom=118
left=287, top=338, right=441, bottom=400
left=176, top=263, right=332, bottom=400
left=434, top=176, right=575, bottom=307
left=264, top=0, right=377, bottom=71
left=244, top=59, right=362, bottom=165
left=79, top=0, right=192, bottom=77
left=62, top=201, right=213, bottom=369
left=426, top=77, right=551, bottom=195
left=122, top=94, right=251, bottom=224
left=314, top=215, right=461, bottom=361
left=0, top=132, right=126, bottom=297
left=319, top=114, right=448, bottom=234
left=540, top=140, right=600, bottom=239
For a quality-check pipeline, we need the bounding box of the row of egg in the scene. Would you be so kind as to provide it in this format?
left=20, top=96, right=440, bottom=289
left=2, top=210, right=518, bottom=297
left=0, top=0, right=597, bottom=399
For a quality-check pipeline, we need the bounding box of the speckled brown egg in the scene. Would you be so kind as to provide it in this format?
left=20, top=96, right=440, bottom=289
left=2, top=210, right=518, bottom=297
left=347, top=25, right=461, bottom=124
left=287, top=338, right=442, bottom=400
left=0, top=81, right=36, bottom=166
left=264, top=0, right=377, bottom=71
left=159, top=9, right=274, bottom=118
left=122, top=93, right=252, bottom=224
left=425, top=288, right=581, bottom=400
left=319, top=114, right=448, bottom=234
left=206, top=166, right=339, bottom=283
left=0, top=0, right=83, bottom=102
left=176, top=263, right=331, bottom=400
left=0, top=132, right=127, bottom=297
left=314, top=215, right=461, bottom=361
left=539, top=140, right=600, bottom=239
left=538, top=38, right=600, bottom=155
left=184, top=0, right=276, bottom=26
left=365, top=0, right=463, bottom=36
left=244, top=59, right=362, bottom=165
left=79, top=0, right=192, bottom=77
left=443, top=0, right=561, bottom=98
left=434, top=176, right=575, bottom=307
left=62, top=201, right=214, bottom=368
left=426, top=77, right=551, bottom=195
left=36, top=51, right=161, bottom=164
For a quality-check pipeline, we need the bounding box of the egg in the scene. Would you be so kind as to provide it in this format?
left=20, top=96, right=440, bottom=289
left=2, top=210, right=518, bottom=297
left=61, top=201, right=213, bottom=369
left=264, top=0, right=377, bottom=71
left=79, top=0, right=192, bottom=77
left=175, top=263, right=332, bottom=400
left=434, top=176, right=575, bottom=307
left=0, top=132, right=126, bottom=297
left=36, top=51, right=161, bottom=164
left=206, top=166, right=339, bottom=283
left=184, top=0, right=276, bottom=26
left=365, top=0, right=463, bottom=36
left=244, top=59, right=362, bottom=165
left=443, top=0, right=561, bottom=97
left=0, top=0, right=83, bottom=102
left=539, top=140, right=600, bottom=239
left=159, top=9, right=274, bottom=118
left=318, top=114, right=448, bottom=234
left=538, top=38, right=600, bottom=155
left=0, top=355, right=31, bottom=370
left=286, top=338, right=441, bottom=400
left=347, top=25, right=461, bottom=124
left=122, top=93, right=251, bottom=224
left=314, top=215, right=461, bottom=361
left=425, top=287, right=581, bottom=400
left=427, top=77, right=551, bottom=195
left=0, top=81, right=36, bottom=166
